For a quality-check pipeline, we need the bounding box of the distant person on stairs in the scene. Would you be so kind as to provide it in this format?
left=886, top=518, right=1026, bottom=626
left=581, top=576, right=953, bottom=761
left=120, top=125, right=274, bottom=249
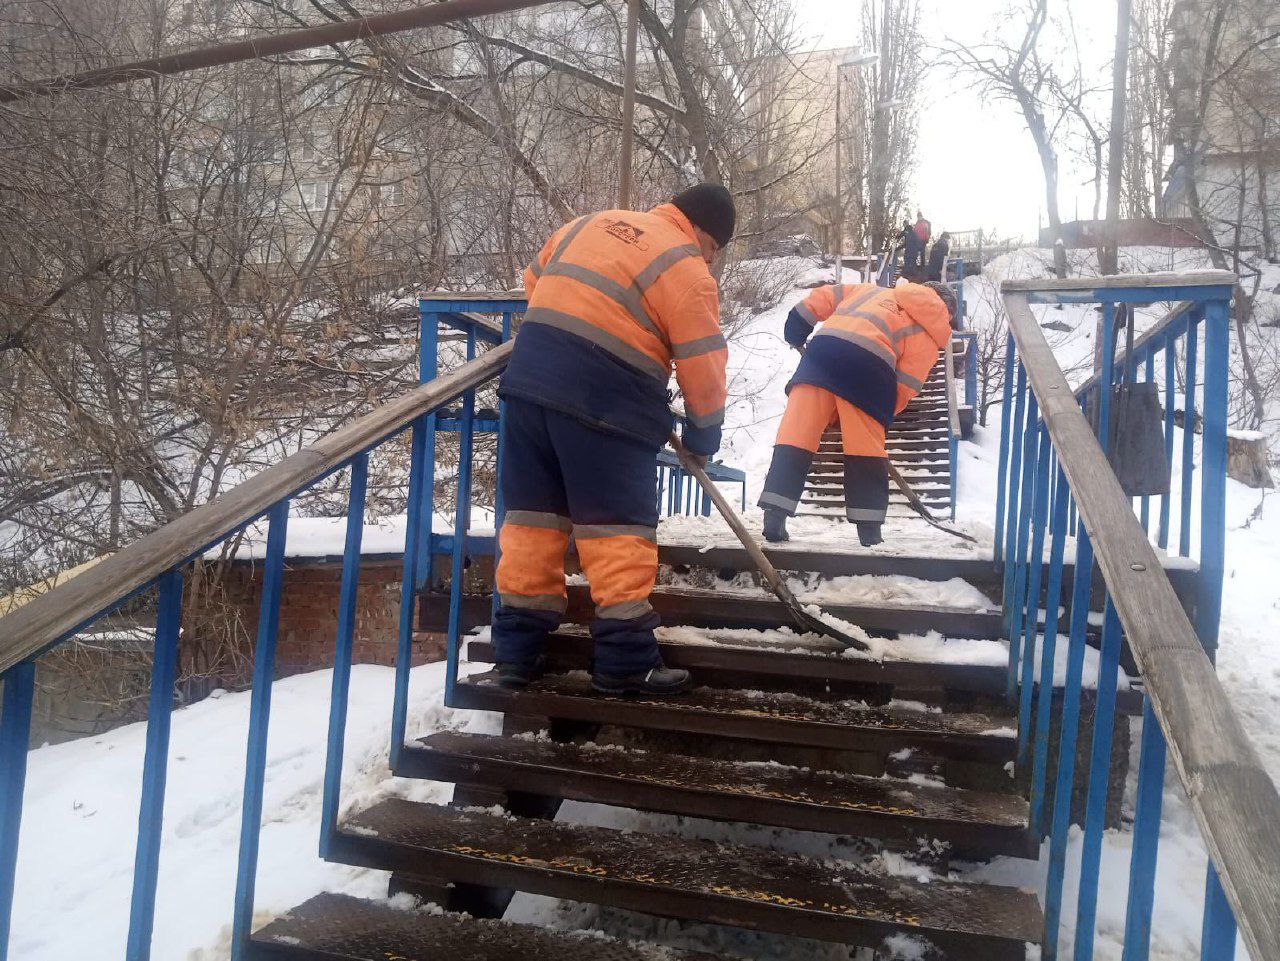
left=762, top=280, right=957, bottom=546
left=926, top=232, right=951, bottom=282
left=493, top=183, right=734, bottom=696
left=910, top=211, right=932, bottom=278
left=899, top=220, right=921, bottom=281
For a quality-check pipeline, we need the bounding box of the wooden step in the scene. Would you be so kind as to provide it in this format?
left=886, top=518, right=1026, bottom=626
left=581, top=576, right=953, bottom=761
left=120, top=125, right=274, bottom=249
left=422, top=585, right=996, bottom=638
left=247, top=892, right=721, bottom=961
left=600, top=584, right=1001, bottom=637
left=401, top=732, right=1036, bottom=856
left=328, top=800, right=1040, bottom=960
left=450, top=672, right=1017, bottom=761
left=467, top=629, right=1007, bottom=695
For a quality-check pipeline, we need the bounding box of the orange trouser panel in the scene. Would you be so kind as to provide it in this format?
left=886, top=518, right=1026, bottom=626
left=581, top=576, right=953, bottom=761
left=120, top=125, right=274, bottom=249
left=775, top=385, right=887, bottom=459
left=574, top=527, right=659, bottom=619
left=495, top=519, right=571, bottom=611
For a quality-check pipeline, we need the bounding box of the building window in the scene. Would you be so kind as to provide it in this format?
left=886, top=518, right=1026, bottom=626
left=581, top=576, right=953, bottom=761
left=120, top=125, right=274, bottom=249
left=300, top=181, right=331, bottom=211
left=374, top=183, right=405, bottom=207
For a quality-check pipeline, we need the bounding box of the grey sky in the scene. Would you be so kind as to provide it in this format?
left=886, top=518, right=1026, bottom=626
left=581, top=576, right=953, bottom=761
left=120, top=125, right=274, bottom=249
left=797, top=0, right=1122, bottom=241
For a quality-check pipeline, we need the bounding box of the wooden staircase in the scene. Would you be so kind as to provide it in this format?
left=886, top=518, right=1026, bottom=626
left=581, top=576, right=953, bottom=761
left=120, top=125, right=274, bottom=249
left=801, top=362, right=953, bottom=519
left=246, top=546, right=1043, bottom=961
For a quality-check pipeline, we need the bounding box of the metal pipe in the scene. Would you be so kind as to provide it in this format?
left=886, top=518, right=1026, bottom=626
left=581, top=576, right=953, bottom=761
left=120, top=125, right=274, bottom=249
left=0, top=0, right=560, bottom=103
left=617, top=0, right=641, bottom=210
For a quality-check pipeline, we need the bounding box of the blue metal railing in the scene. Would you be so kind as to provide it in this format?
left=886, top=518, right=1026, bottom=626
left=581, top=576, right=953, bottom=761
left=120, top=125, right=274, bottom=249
left=995, top=272, right=1265, bottom=961
left=0, top=335, right=512, bottom=961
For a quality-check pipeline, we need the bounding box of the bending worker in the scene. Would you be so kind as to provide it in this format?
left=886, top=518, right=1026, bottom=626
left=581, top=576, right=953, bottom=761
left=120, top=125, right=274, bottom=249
left=493, top=184, right=735, bottom=695
left=759, top=279, right=956, bottom=546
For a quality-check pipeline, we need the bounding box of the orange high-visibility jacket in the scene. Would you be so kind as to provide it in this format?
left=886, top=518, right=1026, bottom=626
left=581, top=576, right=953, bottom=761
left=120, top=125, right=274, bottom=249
left=785, top=282, right=952, bottom=425
left=499, top=203, right=728, bottom=454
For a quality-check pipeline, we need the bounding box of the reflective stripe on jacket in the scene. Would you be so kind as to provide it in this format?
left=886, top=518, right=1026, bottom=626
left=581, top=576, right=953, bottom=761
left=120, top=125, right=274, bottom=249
left=785, top=282, right=952, bottom=427
left=500, top=203, right=727, bottom=454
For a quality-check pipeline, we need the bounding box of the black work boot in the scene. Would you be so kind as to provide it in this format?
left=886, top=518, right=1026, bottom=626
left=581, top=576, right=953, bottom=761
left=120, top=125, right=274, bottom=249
left=762, top=508, right=791, bottom=543
left=857, top=522, right=884, bottom=547
left=592, top=663, right=692, bottom=695
left=496, top=655, right=547, bottom=688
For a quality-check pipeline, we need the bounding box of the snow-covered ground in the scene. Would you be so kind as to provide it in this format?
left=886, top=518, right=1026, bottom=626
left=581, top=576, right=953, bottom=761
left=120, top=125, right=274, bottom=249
left=14, top=248, right=1279, bottom=959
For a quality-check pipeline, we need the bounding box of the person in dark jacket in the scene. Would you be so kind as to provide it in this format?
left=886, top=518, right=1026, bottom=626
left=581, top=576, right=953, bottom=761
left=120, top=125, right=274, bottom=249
left=900, top=220, right=922, bottom=281
left=494, top=183, right=735, bottom=695
left=926, top=231, right=951, bottom=282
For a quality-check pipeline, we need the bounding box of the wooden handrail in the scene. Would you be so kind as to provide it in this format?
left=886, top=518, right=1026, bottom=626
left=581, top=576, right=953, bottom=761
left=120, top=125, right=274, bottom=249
left=0, top=342, right=512, bottom=675
left=1002, top=269, right=1236, bottom=292
left=1003, top=291, right=1280, bottom=961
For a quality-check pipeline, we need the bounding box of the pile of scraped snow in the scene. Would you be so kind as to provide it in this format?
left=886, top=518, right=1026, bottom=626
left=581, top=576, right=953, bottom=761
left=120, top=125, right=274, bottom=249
left=10, top=663, right=497, bottom=961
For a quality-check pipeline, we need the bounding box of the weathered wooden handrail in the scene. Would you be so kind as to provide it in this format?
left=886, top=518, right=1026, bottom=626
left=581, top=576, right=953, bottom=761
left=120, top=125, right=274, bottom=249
left=0, top=341, right=512, bottom=675
left=1002, top=269, right=1236, bottom=293
left=1003, top=290, right=1280, bottom=961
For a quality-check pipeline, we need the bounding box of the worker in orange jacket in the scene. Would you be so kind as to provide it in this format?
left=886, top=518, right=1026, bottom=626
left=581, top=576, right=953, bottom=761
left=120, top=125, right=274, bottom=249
left=494, top=184, right=735, bottom=695
left=760, top=280, right=956, bottom=546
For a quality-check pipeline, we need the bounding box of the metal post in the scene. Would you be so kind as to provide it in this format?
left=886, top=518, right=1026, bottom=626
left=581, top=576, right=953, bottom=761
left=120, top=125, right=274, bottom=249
left=125, top=569, right=184, bottom=961
left=1006, top=390, right=1039, bottom=701
left=617, top=0, right=640, bottom=210
left=231, top=500, right=290, bottom=960
left=1003, top=361, right=1029, bottom=595
left=1159, top=341, right=1176, bottom=549
left=1031, top=470, right=1070, bottom=833
left=391, top=415, right=429, bottom=768
left=1017, top=429, right=1052, bottom=764
left=1042, top=529, right=1094, bottom=959
left=320, top=454, right=368, bottom=859
left=1141, top=352, right=1154, bottom=530
left=1098, top=303, right=1117, bottom=452
left=415, top=308, right=440, bottom=588
left=1072, top=599, right=1124, bottom=961
left=1179, top=310, right=1200, bottom=557
left=0, top=661, right=36, bottom=961
left=993, top=335, right=1017, bottom=565
left=1200, top=865, right=1237, bottom=961
left=1121, top=699, right=1168, bottom=961
left=1196, top=298, right=1229, bottom=658
left=446, top=351, right=477, bottom=705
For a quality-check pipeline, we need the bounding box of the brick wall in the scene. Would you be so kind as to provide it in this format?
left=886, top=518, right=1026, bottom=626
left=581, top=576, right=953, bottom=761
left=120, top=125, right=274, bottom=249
left=222, top=555, right=446, bottom=677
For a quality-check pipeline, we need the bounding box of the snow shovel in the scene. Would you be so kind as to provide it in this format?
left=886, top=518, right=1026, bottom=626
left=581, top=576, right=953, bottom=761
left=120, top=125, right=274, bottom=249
left=888, top=461, right=977, bottom=544
left=667, top=432, right=871, bottom=652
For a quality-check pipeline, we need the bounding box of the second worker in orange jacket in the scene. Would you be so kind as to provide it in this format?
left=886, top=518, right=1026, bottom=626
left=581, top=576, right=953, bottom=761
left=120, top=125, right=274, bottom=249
left=759, top=279, right=956, bottom=546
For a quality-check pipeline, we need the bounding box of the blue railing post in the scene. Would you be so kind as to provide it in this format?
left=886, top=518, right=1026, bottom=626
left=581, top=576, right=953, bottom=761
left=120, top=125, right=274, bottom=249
left=1158, top=341, right=1176, bottom=550
left=391, top=415, right=429, bottom=768
left=1006, top=390, right=1040, bottom=701
left=230, top=499, right=290, bottom=960
left=415, top=307, right=440, bottom=588
left=1140, top=352, right=1154, bottom=531
left=1017, top=425, right=1052, bottom=760
left=0, top=661, right=35, bottom=961
left=1001, top=363, right=1029, bottom=610
left=993, top=334, right=1017, bottom=565
left=1179, top=311, right=1200, bottom=558
left=125, top=568, right=184, bottom=961
left=444, top=331, right=477, bottom=705
left=1072, top=598, right=1124, bottom=961
left=320, top=454, right=368, bottom=859
left=1030, top=469, right=1069, bottom=833
left=1200, top=865, right=1237, bottom=961
left=1120, top=699, right=1168, bottom=961
left=1097, top=303, right=1116, bottom=453
left=1196, top=298, right=1230, bottom=659
left=1043, top=528, right=1095, bottom=959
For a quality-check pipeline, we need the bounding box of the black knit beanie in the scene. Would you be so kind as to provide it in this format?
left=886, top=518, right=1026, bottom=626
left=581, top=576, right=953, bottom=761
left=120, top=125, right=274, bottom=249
left=671, top=183, right=736, bottom=248
left=924, top=281, right=958, bottom=324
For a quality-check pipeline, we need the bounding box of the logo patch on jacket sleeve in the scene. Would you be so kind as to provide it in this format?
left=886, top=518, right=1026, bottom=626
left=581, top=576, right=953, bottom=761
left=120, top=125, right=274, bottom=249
left=600, top=219, right=649, bottom=250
